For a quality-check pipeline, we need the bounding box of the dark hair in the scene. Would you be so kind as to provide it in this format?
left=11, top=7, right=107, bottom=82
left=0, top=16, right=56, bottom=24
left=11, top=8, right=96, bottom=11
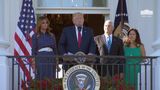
left=127, top=28, right=143, bottom=47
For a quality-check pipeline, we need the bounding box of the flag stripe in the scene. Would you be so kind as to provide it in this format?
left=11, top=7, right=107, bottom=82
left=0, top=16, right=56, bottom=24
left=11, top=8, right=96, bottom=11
left=15, top=33, right=30, bottom=56
left=14, top=40, right=33, bottom=64
left=14, top=49, right=32, bottom=81
left=16, top=27, right=32, bottom=51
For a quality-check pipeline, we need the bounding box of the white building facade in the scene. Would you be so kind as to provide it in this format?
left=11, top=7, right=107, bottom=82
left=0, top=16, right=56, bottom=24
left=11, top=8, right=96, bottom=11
left=0, top=0, right=160, bottom=90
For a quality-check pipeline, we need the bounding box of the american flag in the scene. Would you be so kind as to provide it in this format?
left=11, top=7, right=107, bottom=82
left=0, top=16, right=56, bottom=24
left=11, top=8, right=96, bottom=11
left=14, top=0, right=35, bottom=86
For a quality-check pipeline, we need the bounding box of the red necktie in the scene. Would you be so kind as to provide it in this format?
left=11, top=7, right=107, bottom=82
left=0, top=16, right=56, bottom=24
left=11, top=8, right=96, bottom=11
left=78, top=27, right=82, bottom=48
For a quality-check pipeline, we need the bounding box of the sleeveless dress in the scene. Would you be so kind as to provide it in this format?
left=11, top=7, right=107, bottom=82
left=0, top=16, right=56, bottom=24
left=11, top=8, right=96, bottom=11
left=124, top=47, right=142, bottom=89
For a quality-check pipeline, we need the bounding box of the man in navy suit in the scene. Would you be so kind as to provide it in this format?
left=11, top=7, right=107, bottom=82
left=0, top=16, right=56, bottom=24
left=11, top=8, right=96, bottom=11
left=59, top=13, right=96, bottom=70
left=94, top=20, right=124, bottom=77
left=59, top=13, right=96, bottom=55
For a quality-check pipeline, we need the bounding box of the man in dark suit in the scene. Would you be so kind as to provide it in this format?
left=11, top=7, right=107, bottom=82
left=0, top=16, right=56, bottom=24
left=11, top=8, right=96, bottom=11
left=94, top=20, right=124, bottom=77
left=59, top=13, right=96, bottom=70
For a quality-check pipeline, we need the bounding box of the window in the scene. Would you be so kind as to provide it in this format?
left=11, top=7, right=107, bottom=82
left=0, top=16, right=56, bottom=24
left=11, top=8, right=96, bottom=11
left=37, top=0, right=107, bottom=7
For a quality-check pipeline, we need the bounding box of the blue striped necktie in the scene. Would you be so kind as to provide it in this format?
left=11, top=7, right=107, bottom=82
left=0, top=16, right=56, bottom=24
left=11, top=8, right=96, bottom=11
left=107, top=36, right=111, bottom=52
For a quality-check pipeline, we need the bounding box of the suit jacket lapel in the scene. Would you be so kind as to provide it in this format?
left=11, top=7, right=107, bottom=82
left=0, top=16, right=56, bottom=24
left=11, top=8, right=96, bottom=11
left=72, top=26, right=78, bottom=46
left=110, top=36, right=116, bottom=53
left=101, top=34, right=106, bottom=45
left=81, top=27, right=86, bottom=43
left=101, top=35, right=109, bottom=54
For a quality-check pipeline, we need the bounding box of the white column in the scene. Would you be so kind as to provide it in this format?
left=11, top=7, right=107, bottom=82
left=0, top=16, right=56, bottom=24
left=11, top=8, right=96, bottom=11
left=152, top=0, right=160, bottom=56
left=0, top=0, right=4, bottom=40
left=151, top=0, right=160, bottom=90
left=153, top=57, right=160, bottom=90
left=0, top=42, right=10, bottom=90
left=0, top=0, right=11, bottom=90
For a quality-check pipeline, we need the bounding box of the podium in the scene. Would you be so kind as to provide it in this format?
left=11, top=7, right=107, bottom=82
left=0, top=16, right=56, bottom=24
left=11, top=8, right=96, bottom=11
left=62, top=52, right=100, bottom=90
left=62, top=51, right=96, bottom=64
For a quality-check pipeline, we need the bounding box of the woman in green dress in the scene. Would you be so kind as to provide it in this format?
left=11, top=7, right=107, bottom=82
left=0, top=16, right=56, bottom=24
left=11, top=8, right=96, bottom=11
left=123, top=28, right=146, bottom=89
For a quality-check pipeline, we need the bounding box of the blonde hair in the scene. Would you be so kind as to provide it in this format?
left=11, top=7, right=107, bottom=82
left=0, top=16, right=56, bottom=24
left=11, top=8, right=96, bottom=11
left=36, top=16, right=52, bottom=37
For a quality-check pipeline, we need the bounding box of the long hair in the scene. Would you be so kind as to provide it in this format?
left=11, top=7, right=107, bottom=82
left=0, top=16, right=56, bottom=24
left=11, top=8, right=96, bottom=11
left=127, top=28, right=143, bottom=47
left=36, top=16, right=52, bottom=37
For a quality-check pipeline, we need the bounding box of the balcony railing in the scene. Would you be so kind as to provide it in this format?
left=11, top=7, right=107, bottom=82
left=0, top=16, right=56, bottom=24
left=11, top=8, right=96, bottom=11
left=6, top=55, right=158, bottom=90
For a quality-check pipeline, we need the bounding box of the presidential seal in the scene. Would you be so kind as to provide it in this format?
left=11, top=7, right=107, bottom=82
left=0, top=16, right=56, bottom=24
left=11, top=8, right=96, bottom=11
left=63, top=65, right=100, bottom=90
